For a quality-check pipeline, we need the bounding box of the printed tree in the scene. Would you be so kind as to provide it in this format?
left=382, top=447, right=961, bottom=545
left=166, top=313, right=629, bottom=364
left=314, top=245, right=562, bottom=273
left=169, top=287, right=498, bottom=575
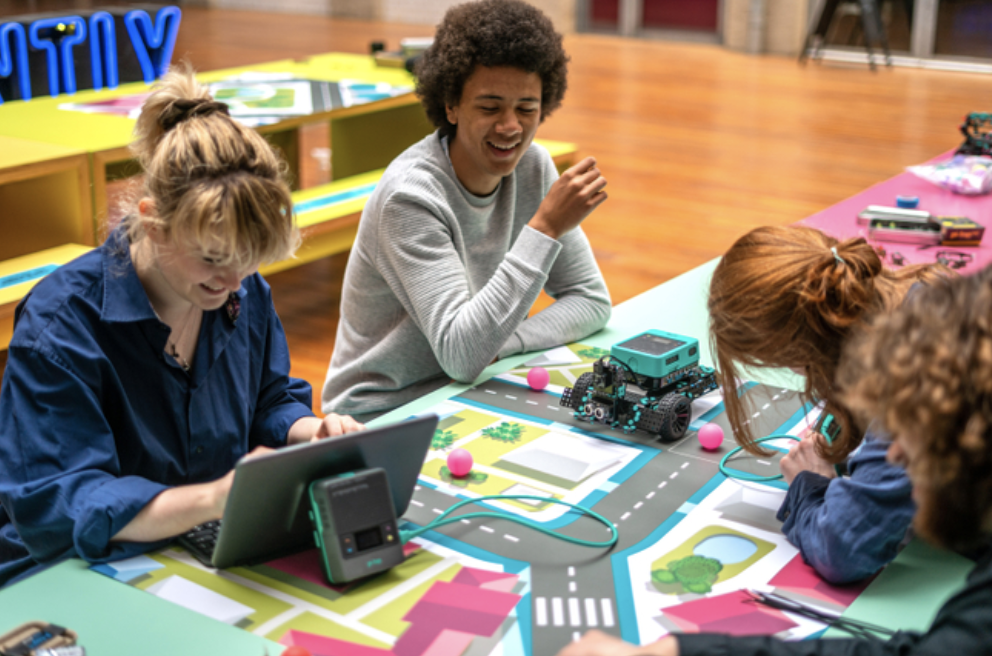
left=651, top=555, right=723, bottom=594
left=577, top=347, right=610, bottom=360
left=432, top=429, right=458, bottom=451
left=440, top=467, right=488, bottom=488
left=481, top=422, right=525, bottom=444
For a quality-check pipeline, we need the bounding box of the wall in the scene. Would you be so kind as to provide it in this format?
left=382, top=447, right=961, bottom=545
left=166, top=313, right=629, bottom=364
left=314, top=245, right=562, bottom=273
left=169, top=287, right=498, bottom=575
left=207, top=0, right=331, bottom=13
left=722, top=0, right=811, bottom=55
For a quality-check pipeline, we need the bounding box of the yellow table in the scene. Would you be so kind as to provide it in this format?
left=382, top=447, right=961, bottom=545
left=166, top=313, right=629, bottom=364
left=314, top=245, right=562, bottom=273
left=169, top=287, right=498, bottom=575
left=0, top=53, right=578, bottom=346
left=0, top=136, right=94, bottom=259
left=0, top=54, right=428, bottom=232
left=0, top=244, right=92, bottom=348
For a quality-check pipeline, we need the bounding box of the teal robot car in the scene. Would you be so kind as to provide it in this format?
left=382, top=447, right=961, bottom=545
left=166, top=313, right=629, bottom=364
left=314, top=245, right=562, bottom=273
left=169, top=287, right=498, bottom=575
left=560, top=329, right=718, bottom=442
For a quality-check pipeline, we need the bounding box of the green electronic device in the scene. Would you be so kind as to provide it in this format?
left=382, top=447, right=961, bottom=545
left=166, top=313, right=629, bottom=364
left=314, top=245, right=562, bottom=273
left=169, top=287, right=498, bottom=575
left=307, top=468, right=405, bottom=584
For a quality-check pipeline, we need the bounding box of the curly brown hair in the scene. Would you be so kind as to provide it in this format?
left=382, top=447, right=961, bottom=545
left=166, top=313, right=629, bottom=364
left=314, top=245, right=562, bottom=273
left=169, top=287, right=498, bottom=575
left=837, top=267, right=992, bottom=551
left=708, top=225, right=950, bottom=462
left=415, top=0, right=569, bottom=139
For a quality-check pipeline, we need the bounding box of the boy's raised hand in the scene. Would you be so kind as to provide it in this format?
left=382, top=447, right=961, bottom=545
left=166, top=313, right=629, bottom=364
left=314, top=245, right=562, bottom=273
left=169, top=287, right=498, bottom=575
left=529, top=156, right=608, bottom=241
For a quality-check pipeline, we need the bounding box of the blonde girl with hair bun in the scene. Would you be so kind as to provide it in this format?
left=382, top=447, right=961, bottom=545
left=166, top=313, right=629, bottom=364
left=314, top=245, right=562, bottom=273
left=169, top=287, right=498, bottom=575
left=706, top=224, right=950, bottom=584
left=0, top=67, right=363, bottom=587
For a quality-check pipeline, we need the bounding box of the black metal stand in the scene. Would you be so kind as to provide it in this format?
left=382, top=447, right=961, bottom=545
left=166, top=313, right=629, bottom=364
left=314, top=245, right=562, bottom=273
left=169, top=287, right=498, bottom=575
left=799, top=0, right=892, bottom=70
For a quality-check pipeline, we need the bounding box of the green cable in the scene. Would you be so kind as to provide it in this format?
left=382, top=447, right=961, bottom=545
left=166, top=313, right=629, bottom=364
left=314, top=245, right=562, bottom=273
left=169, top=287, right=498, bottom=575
left=719, top=434, right=800, bottom=482
left=399, top=494, right=618, bottom=548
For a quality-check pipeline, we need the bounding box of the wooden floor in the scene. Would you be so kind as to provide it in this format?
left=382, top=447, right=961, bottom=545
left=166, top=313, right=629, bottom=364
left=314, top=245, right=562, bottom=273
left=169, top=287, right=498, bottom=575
left=2, top=6, right=987, bottom=408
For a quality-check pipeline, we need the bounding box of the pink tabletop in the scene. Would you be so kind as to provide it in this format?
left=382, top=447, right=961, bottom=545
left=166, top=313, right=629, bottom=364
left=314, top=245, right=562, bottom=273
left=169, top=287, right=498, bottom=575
left=799, top=151, right=992, bottom=274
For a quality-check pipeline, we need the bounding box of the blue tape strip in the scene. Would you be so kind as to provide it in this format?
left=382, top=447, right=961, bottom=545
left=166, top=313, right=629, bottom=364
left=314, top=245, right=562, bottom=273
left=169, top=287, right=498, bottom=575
left=294, top=182, right=378, bottom=214
left=0, top=264, right=58, bottom=289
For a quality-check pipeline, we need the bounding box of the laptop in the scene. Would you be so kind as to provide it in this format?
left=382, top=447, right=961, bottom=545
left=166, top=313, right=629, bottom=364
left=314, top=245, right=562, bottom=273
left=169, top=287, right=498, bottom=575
left=178, top=414, right=438, bottom=569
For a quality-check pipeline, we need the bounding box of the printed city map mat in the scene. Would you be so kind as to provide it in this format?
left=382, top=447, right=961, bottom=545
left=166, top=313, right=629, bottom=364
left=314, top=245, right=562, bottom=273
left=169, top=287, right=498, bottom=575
left=94, top=377, right=872, bottom=656
left=495, top=342, right=609, bottom=396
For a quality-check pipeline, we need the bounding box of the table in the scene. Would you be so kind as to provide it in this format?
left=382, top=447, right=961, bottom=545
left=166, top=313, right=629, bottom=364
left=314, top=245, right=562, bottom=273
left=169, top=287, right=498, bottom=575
left=0, top=136, right=94, bottom=260
left=0, top=253, right=974, bottom=656
left=0, top=53, right=579, bottom=339
left=0, top=53, right=426, bottom=238
left=798, top=153, right=992, bottom=274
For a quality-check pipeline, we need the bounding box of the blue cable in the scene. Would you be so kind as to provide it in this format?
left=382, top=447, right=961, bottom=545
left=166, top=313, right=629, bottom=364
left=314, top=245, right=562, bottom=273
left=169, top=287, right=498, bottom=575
left=399, top=494, right=618, bottom=548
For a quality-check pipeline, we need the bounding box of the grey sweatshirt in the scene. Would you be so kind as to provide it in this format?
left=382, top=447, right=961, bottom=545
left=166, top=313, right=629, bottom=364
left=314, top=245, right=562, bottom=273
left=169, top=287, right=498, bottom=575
left=321, top=131, right=611, bottom=419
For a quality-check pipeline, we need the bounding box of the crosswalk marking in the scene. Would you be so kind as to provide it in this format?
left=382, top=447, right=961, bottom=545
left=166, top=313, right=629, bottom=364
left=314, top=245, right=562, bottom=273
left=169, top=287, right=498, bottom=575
left=552, top=597, right=565, bottom=626
left=601, top=598, right=616, bottom=627
left=535, top=597, right=548, bottom=626
left=584, top=598, right=598, bottom=627
left=569, top=598, right=582, bottom=627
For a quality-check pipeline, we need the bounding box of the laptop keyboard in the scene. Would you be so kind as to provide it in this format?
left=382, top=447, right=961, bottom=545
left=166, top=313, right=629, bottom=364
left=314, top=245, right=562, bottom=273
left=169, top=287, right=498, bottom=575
left=177, top=520, right=222, bottom=567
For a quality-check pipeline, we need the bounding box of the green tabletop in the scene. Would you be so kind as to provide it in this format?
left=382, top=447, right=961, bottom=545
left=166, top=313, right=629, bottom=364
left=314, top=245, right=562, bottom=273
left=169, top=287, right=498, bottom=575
left=0, top=259, right=971, bottom=652
left=0, top=559, right=277, bottom=656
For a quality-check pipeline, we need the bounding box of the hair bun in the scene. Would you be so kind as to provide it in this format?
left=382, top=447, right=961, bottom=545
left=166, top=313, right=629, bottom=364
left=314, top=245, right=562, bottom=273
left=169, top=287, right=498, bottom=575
left=160, top=98, right=231, bottom=132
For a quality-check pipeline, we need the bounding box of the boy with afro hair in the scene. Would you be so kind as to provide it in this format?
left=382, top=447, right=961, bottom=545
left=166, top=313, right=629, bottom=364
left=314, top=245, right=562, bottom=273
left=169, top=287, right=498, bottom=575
left=323, top=0, right=612, bottom=420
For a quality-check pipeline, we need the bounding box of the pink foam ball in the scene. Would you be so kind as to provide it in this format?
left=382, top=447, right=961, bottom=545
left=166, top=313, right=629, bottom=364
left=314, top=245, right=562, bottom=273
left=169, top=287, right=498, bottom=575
left=447, top=448, right=474, bottom=477
left=527, top=367, right=551, bottom=391
left=698, top=423, right=725, bottom=451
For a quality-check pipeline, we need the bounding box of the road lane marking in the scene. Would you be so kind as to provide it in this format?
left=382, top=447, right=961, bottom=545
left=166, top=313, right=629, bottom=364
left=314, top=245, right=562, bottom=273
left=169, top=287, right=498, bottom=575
left=506, top=395, right=517, bottom=400
left=568, top=566, right=576, bottom=577
left=527, top=400, right=538, bottom=405
left=757, top=460, right=771, bottom=466
left=572, top=632, right=581, bottom=642
left=657, top=482, right=667, bottom=489
left=762, top=403, right=770, bottom=410
left=681, top=462, right=689, bottom=469
left=535, top=597, right=548, bottom=626
left=569, top=598, right=582, bottom=626
left=634, top=502, right=643, bottom=509
left=620, top=512, right=631, bottom=520
left=480, top=526, right=494, bottom=533
left=552, top=598, right=565, bottom=626
left=585, top=598, right=599, bottom=627
left=669, top=472, right=679, bottom=479
left=569, top=581, right=577, bottom=593
left=504, top=534, right=520, bottom=542
left=601, top=599, right=615, bottom=627
left=486, top=389, right=497, bottom=394
left=646, top=492, right=655, bottom=499
left=548, top=406, right=560, bottom=411
left=432, top=508, right=443, bottom=514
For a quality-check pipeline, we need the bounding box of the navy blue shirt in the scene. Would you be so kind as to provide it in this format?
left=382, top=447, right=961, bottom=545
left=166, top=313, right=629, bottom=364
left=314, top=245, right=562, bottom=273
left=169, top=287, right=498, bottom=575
left=777, top=430, right=915, bottom=584
left=0, top=231, right=313, bottom=586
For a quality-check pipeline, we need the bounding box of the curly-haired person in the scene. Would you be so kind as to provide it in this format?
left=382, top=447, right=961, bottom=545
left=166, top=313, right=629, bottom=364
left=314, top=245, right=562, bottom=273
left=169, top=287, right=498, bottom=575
left=321, top=0, right=612, bottom=421
left=559, top=265, right=992, bottom=656
left=708, top=225, right=949, bottom=584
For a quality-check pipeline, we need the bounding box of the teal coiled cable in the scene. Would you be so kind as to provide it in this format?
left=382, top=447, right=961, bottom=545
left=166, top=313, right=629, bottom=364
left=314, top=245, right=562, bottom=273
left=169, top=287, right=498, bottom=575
left=399, top=494, right=619, bottom=548
left=719, top=434, right=801, bottom=482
